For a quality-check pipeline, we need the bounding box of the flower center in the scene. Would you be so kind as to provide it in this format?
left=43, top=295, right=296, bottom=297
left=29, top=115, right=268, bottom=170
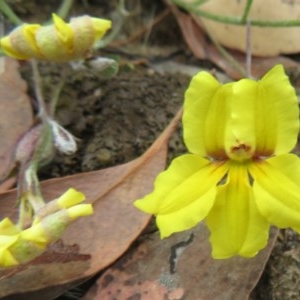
left=228, top=143, right=253, bottom=161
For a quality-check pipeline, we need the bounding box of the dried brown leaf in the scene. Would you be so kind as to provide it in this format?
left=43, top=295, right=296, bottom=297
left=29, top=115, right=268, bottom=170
left=0, top=58, right=33, bottom=181
left=166, top=0, right=300, bottom=79
left=84, top=223, right=278, bottom=300
left=189, top=0, right=300, bottom=56
left=0, top=108, right=182, bottom=299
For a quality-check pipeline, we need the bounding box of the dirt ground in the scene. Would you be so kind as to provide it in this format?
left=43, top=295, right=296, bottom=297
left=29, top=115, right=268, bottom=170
left=4, top=0, right=300, bottom=299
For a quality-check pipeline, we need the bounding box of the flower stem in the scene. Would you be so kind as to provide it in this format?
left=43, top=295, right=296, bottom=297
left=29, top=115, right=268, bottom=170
left=56, top=0, right=74, bottom=19
left=30, top=59, right=49, bottom=120
left=240, top=0, right=253, bottom=23
left=0, top=0, right=23, bottom=25
left=49, top=75, right=66, bottom=117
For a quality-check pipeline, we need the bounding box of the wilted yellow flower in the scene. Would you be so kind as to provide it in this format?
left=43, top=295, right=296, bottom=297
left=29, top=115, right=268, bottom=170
left=135, top=65, right=300, bottom=259
left=0, top=188, right=93, bottom=267
left=0, top=13, right=111, bottom=62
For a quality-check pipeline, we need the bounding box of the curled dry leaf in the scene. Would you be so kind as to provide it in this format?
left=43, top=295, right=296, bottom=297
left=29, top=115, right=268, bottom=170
left=192, top=0, right=300, bottom=56
left=0, top=108, right=182, bottom=299
left=83, top=223, right=278, bottom=300
left=0, top=57, right=33, bottom=183
left=166, top=0, right=300, bottom=79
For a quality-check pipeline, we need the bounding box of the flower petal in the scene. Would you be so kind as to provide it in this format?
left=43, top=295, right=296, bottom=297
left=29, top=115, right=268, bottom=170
left=0, top=218, right=20, bottom=235
left=91, top=18, right=112, bottom=40
left=183, top=72, right=231, bottom=158
left=261, top=65, right=299, bottom=154
left=0, top=247, right=19, bottom=267
left=57, top=188, right=85, bottom=209
left=134, top=154, right=228, bottom=237
left=52, top=13, right=74, bottom=50
left=0, top=36, right=29, bottom=60
left=1, top=24, right=42, bottom=60
left=224, top=65, right=298, bottom=159
left=206, top=162, right=269, bottom=258
left=250, top=154, right=300, bottom=232
left=224, top=79, right=258, bottom=160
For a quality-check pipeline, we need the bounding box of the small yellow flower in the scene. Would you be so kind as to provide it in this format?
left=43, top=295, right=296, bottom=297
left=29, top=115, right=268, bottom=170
left=135, top=65, right=300, bottom=259
left=0, top=13, right=111, bottom=62
left=0, top=188, right=93, bottom=267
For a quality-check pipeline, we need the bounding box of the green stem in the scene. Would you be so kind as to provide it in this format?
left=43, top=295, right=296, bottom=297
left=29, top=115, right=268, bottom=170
left=30, top=60, right=49, bottom=120
left=0, top=0, right=23, bottom=25
left=49, top=76, right=66, bottom=117
left=240, top=0, right=253, bottom=23
left=56, top=0, right=74, bottom=20
left=173, top=0, right=300, bottom=27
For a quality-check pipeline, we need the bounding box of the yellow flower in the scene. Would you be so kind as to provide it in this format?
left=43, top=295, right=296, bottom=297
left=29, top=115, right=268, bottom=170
left=135, top=65, right=300, bottom=259
left=0, top=188, right=93, bottom=267
left=0, top=14, right=111, bottom=62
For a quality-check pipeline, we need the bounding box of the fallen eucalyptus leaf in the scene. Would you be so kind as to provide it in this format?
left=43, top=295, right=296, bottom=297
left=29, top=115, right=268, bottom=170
left=0, top=108, right=182, bottom=299
left=0, top=58, right=33, bottom=181
left=83, top=223, right=278, bottom=300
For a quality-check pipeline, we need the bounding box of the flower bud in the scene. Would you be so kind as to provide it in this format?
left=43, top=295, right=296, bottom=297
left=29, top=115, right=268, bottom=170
left=1, top=14, right=111, bottom=62
left=49, top=119, right=77, bottom=155
left=0, top=188, right=93, bottom=267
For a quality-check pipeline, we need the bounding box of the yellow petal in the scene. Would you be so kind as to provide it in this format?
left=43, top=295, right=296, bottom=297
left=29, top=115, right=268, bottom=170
left=224, top=79, right=258, bottom=160
left=57, top=188, right=85, bottom=209
left=22, top=24, right=42, bottom=55
left=183, top=71, right=228, bottom=157
left=1, top=24, right=41, bottom=60
left=206, top=162, right=269, bottom=258
left=20, top=223, right=48, bottom=245
left=0, top=36, right=29, bottom=60
left=0, top=218, right=20, bottom=235
left=67, top=204, right=93, bottom=219
left=91, top=18, right=112, bottom=40
left=261, top=65, right=299, bottom=154
left=250, top=154, right=300, bottom=232
left=135, top=154, right=228, bottom=237
left=52, top=13, right=74, bottom=50
left=0, top=234, right=19, bottom=248
left=0, top=247, right=19, bottom=267
left=36, top=25, right=70, bottom=61
left=225, top=65, right=298, bottom=159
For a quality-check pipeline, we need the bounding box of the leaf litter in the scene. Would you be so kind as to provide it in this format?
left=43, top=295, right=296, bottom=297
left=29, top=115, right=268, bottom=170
left=1, top=0, right=300, bottom=298
left=0, top=107, right=182, bottom=299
